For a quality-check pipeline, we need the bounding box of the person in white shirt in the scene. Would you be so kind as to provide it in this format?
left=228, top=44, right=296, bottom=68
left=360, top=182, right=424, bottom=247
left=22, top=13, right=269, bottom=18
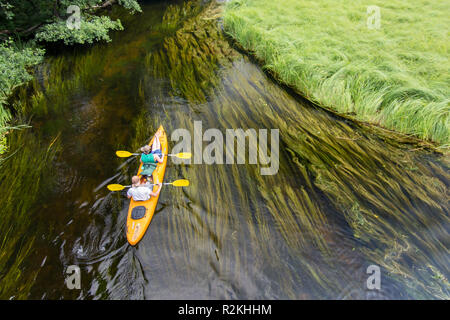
left=127, top=176, right=162, bottom=201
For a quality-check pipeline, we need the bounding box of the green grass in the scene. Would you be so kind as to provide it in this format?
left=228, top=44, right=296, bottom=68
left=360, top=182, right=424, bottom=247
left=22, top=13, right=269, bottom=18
left=223, top=0, right=450, bottom=147
left=0, top=134, right=6, bottom=155
left=0, top=40, right=45, bottom=156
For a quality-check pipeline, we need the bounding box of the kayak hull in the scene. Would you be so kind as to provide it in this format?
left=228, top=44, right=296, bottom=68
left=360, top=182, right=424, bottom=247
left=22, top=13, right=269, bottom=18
left=126, top=125, right=168, bottom=246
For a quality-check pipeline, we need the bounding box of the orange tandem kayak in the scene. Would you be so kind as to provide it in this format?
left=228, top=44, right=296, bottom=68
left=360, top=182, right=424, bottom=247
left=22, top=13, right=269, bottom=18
left=126, top=125, right=168, bottom=245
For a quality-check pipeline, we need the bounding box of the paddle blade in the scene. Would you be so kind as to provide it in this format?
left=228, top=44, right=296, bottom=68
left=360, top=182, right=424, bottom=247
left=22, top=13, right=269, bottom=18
left=107, top=184, right=127, bottom=191
left=171, top=179, right=190, bottom=187
left=173, top=152, right=192, bottom=159
left=116, top=150, right=135, bottom=158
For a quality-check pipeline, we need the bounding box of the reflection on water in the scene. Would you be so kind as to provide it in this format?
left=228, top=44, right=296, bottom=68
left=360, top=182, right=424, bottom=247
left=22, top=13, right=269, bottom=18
left=0, top=0, right=448, bottom=299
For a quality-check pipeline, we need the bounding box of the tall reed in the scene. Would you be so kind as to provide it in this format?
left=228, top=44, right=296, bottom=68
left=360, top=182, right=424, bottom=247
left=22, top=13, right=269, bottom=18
left=223, top=0, right=450, bottom=147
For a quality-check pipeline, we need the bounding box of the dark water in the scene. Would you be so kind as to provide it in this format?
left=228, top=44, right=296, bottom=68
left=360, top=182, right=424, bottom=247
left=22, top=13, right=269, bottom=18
left=0, top=0, right=448, bottom=299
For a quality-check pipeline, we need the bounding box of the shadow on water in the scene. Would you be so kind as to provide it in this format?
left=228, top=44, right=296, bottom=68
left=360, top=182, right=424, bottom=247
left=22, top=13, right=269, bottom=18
left=0, top=0, right=448, bottom=299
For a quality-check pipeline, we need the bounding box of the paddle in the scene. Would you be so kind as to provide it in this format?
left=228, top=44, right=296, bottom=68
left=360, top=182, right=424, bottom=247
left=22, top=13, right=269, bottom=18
left=107, top=179, right=190, bottom=191
left=116, top=150, right=192, bottom=159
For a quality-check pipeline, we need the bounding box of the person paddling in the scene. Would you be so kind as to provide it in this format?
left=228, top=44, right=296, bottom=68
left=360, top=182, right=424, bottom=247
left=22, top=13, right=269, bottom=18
left=140, top=131, right=164, bottom=179
left=127, top=176, right=162, bottom=201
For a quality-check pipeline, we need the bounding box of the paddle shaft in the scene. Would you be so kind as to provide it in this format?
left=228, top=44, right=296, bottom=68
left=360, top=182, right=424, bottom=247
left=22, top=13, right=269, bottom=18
left=127, top=153, right=183, bottom=156
left=117, top=182, right=177, bottom=189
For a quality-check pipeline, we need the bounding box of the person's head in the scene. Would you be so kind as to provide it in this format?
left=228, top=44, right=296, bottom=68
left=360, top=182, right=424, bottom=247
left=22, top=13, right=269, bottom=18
left=131, top=175, right=141, bottom=187
left=141, top=145, right=151, bottom=154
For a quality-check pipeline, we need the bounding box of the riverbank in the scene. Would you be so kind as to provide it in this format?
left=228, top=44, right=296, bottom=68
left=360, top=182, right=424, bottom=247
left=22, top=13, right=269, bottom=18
left=223, top=0, right=449, bottom=148
left=0, top=1, right=143, bottom=157
left=0, top=41, right=45, bottom=156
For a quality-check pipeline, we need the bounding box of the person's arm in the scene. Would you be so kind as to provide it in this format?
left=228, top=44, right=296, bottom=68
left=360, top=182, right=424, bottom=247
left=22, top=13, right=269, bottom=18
left=127, top=188, right=132, bottom=199
left=149, top=183, right=162, bottom=197
left=154, top=155, right=163, bottom=163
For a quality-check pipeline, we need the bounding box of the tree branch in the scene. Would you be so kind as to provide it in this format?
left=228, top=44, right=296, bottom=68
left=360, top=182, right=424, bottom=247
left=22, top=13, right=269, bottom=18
left=0, top=23, right=43, bottom=35
left=90, top=0, right=117, bottom=10
left=53, top=0, right=61, bottom=19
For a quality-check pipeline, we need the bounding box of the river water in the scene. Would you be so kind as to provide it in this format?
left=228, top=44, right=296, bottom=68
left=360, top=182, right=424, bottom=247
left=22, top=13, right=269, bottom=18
left=0, top=0, right=448, bottom=299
